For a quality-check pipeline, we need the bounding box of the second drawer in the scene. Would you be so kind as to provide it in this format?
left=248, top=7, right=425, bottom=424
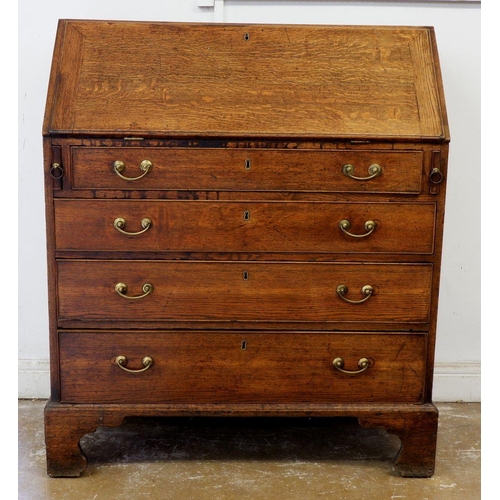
left=57, top=261, right=433, bottom=325
left=54, top=200, right=436, bottom=254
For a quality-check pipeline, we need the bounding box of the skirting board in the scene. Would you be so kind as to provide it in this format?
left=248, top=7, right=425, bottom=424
left=431, top=362, right=481, bottom=403
left=18, top=359, right=481, bottom=402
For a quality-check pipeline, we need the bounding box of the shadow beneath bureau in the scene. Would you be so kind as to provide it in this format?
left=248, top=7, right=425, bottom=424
left=80, top=416, right=401, bottom=466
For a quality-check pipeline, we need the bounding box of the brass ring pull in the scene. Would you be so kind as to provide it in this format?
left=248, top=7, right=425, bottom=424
left=115, top=355, right=153, bottom=373
left=342, top=163, right=381, bottom=181
left=332, top=357, right=370, bottom=374
left=115, top=282, right=154, bottom=299
left=337, top=284, right=373, bottom=304
left=113, top=217, right=152, bottom=235
left=339, top=219, right=376, bottom=238
left=50, top=163, right=64, bottom=179
left=113, top=160, right=152, bottom=181
left=430, top=167, right=444, bottom=184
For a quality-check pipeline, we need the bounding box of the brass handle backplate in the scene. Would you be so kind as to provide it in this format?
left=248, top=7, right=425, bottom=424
left=113, top=217, right=152, bottom=235
left=332, top=357, right=371, bottom=374
left=114, top=355, right=153, bottom=373
left=115, top=282, right=154, bottom=299
left=113, top=160, right=152, bottom=181
left=339, top=219, right=376, bottom=238
left=337, top=284, right=373, bottom=304
left=343, top=163, right=381, bottom=181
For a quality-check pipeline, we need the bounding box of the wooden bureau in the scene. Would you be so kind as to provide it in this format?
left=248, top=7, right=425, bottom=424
left=43, top=20, right=449, bottom=477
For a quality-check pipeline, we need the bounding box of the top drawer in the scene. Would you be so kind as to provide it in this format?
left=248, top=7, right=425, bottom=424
left=70, top=148, right=424, bottom=194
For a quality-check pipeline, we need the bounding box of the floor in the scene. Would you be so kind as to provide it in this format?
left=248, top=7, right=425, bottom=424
left=19, top=400, right=480, bottom=500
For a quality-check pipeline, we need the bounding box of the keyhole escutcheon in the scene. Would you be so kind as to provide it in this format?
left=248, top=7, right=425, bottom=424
left=243, top=210, right=250, bottom=221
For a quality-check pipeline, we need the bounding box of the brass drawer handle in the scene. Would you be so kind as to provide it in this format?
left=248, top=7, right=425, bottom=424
left=115, top=355, right=153, bottom=373
left=339, top=219, right=376, bottom=238
left=50, top=162, right=64, bottom=179
left=113, top=217, right=152, bottom=235
left=430, top=167, right=444, bottom=184
left=342, top=163, right=381, bottom=180
left=115, top=282, right=154, bottom=299
left=332, top=357, right=370, bottom=374
left=113, top=159, right=152, bottom=180
left=337, top=284, right=373, bottom=304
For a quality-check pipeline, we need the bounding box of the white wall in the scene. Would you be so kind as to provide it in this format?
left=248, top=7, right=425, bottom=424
left=18, top=0, right=481, bottom=401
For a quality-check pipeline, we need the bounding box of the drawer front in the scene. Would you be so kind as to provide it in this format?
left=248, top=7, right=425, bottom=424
left=57, top=261, right=432, bottom=324
left=71, top=147, right=424, bottom=194
left=54, top=200, right=436, bottom=254
left=59, top=331, right=426, bottom=404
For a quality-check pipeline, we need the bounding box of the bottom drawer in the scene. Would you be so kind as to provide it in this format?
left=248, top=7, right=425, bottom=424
left=59, top=331, right=427, bottom=404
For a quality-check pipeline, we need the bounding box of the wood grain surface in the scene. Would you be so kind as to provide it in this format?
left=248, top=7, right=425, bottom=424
left=70, top=147, right=424, bottom=193
left=54, top=199, right=436, bottom=254
left=56, top=260, right=432, bottom=324
left=58, top=331, right=426, bottom=404
left=45, top=21, right=447, bottom=140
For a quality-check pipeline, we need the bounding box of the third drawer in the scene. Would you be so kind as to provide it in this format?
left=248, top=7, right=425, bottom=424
left=57, top=261, right=433, bottom=325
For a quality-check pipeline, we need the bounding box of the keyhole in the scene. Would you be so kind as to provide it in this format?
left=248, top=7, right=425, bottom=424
left=243, top=210, right=250, bottom=221
left=243, top=270, right=249, bottom=280
left=245, top=159, right=251, bottom=170
left=244, top=33, right=250, bottom=41
left=241, top=340, right=247, bottom=350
